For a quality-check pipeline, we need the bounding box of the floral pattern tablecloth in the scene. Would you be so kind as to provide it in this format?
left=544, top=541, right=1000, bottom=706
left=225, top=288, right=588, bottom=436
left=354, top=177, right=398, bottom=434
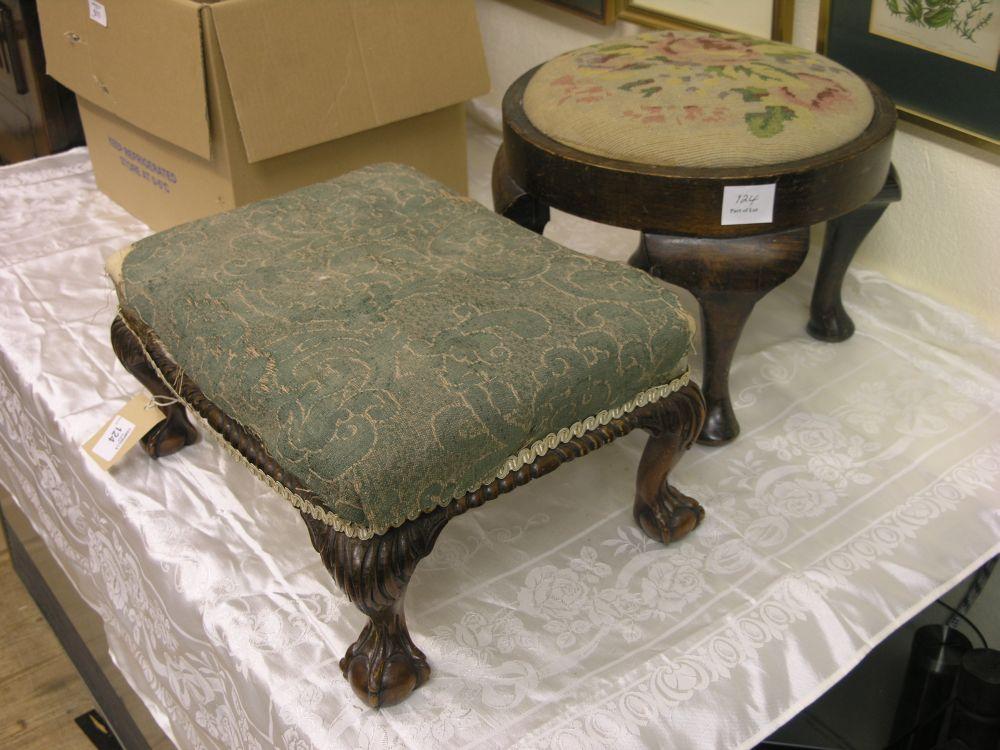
left=0, top=140, right=998, bottom=749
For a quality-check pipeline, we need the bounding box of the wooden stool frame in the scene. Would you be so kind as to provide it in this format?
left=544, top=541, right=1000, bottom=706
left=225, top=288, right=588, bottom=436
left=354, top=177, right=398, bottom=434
left=493, top=67, right=901, bottom=444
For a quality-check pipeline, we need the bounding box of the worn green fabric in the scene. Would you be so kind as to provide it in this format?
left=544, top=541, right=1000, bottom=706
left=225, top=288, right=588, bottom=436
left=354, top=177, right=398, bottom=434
left=118, top=163, right=693, bottom=536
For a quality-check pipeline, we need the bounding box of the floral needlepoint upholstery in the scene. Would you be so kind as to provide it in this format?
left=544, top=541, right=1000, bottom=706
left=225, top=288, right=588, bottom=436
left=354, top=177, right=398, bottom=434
left=111, top=164, right=695, bottom=539
left=523, top=30, right=875, bottom=168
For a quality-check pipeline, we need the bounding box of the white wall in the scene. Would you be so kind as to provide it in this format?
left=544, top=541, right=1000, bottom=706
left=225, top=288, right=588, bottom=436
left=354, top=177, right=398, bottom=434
left=472, top=0, right=1000, bottom=334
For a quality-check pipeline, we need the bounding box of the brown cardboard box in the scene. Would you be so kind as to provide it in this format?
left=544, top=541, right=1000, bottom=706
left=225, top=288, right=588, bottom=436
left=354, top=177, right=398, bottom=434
left=37, top=0, right=490, bottom=230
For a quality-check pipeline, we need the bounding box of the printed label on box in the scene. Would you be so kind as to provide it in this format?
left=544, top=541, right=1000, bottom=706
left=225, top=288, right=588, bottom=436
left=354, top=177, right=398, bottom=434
left=83, top=393, right=165, bottom=471
left=721, top=183, right=776, bottom=226
left=108, top=137, right=177, bottom=194
left=88, top=0, right=108, bottom=27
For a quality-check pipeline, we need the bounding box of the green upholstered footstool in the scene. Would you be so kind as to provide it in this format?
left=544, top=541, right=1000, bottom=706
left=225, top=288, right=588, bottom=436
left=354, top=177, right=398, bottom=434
left=107, top=163, right=706, bottom=708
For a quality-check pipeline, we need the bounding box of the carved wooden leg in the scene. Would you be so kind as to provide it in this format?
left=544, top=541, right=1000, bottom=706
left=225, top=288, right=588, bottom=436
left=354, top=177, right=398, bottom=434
left=631, top=229, right=809, bottom=445
left=110, top=315, right=198, bottom=458
left=492, top=144, right=550, bottom=234
left=302, top=509, right=451, bottom=708
left=808, top=165, right=901, bottom=342
left=633, top=383, right=706, bottom=543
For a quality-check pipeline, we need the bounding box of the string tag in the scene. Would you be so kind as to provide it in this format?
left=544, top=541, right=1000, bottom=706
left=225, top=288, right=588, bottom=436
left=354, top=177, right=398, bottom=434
left=83, top=393, right=165, bottom=471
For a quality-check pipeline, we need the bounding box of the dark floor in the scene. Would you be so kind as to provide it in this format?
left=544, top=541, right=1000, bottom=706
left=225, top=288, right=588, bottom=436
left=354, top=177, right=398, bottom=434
left=761, top=559, right=999, bottom=750
left=0, top=532, right=95, bottom=750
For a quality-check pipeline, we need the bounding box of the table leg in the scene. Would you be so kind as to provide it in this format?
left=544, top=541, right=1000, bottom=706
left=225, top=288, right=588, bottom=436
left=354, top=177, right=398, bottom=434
left=491, top=144, right=550, bottom=234
left=807, top=165, right=901, bottom=342
left=631, top=229, right=809, bottom=445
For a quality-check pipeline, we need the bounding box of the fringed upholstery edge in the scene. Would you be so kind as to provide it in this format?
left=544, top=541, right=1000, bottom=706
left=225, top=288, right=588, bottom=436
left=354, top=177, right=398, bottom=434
left=118, top=309, right=690, bottom=540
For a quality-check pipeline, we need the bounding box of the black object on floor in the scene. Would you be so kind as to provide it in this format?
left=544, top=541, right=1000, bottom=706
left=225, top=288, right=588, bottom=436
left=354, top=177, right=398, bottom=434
left=943, top=648, right=1000, bottom=749
left=757, top=555, right=998, bottom=750
left=75, top=709, right=123, bottom=750
left=887, top=625, right=972, bottom=749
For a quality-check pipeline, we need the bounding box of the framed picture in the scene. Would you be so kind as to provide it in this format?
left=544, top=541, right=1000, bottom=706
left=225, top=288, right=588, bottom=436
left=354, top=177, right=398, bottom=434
left=618, top=0, right=795, bottom=41
left=819, top=0, right=1000, bottom=150
left=539, top=0, right=616, bottom=24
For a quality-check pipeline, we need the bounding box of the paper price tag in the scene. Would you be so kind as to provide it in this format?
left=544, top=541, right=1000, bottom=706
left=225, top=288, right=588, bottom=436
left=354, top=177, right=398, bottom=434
left=88, top=0, right=108, bottom=27
left=721, top=183, right=776, bottom=226
left=83, top=393, right=165, bottom=471
left=93, top=416, right=134, bottom=461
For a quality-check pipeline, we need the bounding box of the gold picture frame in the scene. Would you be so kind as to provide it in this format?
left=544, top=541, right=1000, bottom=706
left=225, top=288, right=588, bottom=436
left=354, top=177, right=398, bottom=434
left=818, top=0, right=1000, bottom=152
left=618, top=0, right=795, bottom=42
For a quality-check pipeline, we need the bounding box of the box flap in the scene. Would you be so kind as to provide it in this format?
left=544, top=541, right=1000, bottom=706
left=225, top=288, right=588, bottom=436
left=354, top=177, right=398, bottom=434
left=37, top=0, right=210, bottom=159
left=209, top=0, right=490, bottom=163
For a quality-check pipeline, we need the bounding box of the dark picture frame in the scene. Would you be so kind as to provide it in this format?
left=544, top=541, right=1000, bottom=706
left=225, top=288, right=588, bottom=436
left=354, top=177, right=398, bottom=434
left=819, top=0, right=999, bottom=151
left=539, top=0, right=616, bottom=24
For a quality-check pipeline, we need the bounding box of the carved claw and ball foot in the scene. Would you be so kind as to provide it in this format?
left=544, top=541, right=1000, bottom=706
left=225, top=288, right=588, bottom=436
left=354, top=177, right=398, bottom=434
left=634, top=384, right=706, bottom=543
left=807, top=165, right=901, bottom=342
left=630, top=230, right=809, bottom=446
left=339, top=601, right=431, bottom=708
left=302, top=510, right=450, bottom=708
left=110, top=316, right=198, bottom=458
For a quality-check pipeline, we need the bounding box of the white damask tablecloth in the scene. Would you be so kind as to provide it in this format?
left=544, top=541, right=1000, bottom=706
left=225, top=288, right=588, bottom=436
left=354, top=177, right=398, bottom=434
left=1, top=141, right=998, bottom=750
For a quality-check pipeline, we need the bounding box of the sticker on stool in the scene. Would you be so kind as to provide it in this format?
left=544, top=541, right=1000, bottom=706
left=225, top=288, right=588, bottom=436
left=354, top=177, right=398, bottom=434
left=721, top=183, right=776, bottom=226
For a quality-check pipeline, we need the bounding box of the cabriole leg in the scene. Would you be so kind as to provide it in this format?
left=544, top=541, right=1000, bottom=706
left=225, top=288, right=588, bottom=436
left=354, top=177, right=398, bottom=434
left=808, top=165, right=901, bottom=342
left=631, top=229, right=809, bottom=445
left=302, top=510, right=450, bottom=708
left=633, top=383, right=707, bottom=544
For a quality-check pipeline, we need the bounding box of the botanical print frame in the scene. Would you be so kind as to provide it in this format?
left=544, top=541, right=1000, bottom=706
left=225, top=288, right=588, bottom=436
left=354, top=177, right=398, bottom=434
left=869, top=0, right=1000, bottom=70
left=538, top=0, right=617, bottom=24
left=618, top=0, right=796, bottom=42
left=819, top=0, right=1000, bottom=151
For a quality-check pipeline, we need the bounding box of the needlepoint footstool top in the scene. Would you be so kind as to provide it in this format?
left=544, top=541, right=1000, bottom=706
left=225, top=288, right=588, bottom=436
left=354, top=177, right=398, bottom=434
left=109, top=164, right=694, bottom=539
left=523, top=29, right=875, bottom=168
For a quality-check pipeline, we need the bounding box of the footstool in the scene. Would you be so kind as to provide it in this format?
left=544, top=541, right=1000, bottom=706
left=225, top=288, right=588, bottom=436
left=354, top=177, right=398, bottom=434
left=494, top=29, right=901, bottom=444
left=106, top=164, right=707, bottom=708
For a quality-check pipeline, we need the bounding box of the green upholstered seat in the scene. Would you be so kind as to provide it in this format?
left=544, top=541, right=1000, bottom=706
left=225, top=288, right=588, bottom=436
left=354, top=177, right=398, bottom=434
left=523, top=29, right=875, bottom=168
left=113, top=164, right=693, bottom=538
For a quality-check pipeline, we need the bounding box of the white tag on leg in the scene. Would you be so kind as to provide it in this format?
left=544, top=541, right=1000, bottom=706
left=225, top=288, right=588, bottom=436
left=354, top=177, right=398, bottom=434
left=84, top=393, right=165, bottom=471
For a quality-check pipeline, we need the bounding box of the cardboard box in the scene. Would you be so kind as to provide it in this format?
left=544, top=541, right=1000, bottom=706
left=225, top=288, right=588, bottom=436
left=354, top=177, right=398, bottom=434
left=37, top=0, right=490, bottom=230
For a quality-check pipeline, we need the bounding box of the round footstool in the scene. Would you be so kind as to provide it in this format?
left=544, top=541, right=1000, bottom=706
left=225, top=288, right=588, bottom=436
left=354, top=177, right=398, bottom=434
left=493, top=29, right=901, bottom=445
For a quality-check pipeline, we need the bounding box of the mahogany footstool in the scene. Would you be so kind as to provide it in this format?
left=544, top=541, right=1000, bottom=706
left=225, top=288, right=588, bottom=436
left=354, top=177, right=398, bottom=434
left=494, top=29, right=901, bottom=444
left=106, top=164, right=706, bottom=708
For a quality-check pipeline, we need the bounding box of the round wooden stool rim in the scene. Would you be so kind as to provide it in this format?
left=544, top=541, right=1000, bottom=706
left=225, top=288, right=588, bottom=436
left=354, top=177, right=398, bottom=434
left=500, top=65, right=897, bottom=236
left=504, top=65, right=897, bottom=182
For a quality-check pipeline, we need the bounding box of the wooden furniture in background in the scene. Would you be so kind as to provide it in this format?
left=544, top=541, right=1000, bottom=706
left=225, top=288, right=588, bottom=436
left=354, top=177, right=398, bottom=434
left=494, top=62, right=901, bottom=445
left=0, top=0, right=83, bottom=164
